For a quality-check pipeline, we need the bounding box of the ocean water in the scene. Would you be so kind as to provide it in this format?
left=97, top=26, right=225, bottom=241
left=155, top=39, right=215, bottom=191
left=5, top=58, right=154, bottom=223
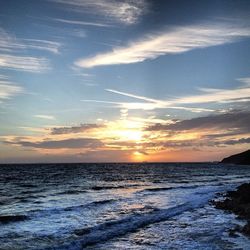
left=1, top=163, right=250, bottom=250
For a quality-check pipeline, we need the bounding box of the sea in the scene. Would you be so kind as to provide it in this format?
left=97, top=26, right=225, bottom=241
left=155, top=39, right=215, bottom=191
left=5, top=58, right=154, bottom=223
left=1, top=163, right=250, bottom=250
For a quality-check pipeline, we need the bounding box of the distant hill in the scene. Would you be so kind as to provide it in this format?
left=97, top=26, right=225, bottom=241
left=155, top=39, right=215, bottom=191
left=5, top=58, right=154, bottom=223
left=221, top=150, right=250, bottom=165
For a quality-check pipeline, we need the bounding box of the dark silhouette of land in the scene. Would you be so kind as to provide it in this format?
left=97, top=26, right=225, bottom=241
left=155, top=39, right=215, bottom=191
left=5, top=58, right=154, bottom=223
left=221, top=149, right=250, bottom=165
left=213, top=150, right=250, bottom=237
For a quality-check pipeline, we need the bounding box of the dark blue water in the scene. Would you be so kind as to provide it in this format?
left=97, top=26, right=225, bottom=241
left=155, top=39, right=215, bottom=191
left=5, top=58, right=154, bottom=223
left=1, top=163, right=250, bottom=249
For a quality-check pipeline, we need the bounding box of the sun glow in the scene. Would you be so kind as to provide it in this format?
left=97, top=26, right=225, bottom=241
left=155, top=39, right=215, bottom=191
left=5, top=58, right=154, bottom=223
left=96, top=119, right=144, bottom=142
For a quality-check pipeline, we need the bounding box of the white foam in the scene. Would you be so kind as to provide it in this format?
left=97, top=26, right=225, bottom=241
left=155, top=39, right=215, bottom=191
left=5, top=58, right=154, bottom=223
left=45, top=186, right=221, bottom=249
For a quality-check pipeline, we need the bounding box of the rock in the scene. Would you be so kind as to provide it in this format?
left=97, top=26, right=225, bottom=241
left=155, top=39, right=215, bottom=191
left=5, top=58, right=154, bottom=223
left=242, top=222, right=250, bottom=235
left=212, top=183, right=250, bottom=237
left=228, top=227, right=240, bottom=238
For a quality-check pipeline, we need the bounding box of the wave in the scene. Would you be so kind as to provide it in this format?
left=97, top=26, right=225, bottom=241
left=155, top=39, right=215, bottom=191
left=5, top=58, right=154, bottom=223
left=56, top=190, right=87, bottom=195
left=138, top=181, right=248, bottom=195
left=19, top=183, right=38, bottom=188
left=42, top=187, right=220, bottom=249
left=137, top=184, right=201, bottom=194
left=142, top=187, right=173, bottom=192
left=64, top=199, right=116, bottom=211
left=90, top=184, right=140, bottom=191
left=29, top=199, right=116, bottom=216
left=54, top=184, right=142, bottom=195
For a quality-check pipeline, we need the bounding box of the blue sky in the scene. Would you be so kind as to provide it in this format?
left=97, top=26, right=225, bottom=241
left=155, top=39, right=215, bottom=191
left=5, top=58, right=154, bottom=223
left=0, top=0, right=250, bottom=162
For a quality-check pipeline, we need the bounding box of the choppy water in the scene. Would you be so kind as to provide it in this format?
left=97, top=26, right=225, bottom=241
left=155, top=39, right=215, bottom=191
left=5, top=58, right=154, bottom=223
left=1, top=163, right=250, bottom=250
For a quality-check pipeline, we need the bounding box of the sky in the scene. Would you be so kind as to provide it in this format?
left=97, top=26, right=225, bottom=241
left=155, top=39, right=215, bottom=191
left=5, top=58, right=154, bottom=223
left=0, top=0, right=250, bottom=163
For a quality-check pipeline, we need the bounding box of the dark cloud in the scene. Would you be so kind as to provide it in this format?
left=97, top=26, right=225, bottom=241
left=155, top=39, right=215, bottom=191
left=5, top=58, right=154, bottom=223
left=140, top=137, right=250, bottom=150
left=203, top=131, right=245, bottom=140
left=222, top=137, right=250, bottom=145
left=5, top=138, right=104, bottom=149
left=140, top=140, right=209, bottom=149
left=50, top=124, right=105, bottom=135
left=145, top=111, right=250, bottom=133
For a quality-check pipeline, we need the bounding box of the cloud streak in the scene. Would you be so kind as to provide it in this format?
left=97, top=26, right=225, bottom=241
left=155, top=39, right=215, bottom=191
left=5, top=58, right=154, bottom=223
left=0, top=28, right=55, bottom=72
left=75, top=22, right=250, bottom=68
left=0, top=54, right=49, bottom=73
left=0, top=28, right=61, bottom=54
left=174, top=78, right=250, bottom=105
left=83, top=78, right=250, bottom=113
left=22, top=39, right=61, bottom=54
left=82, top=89, right=214, bottom=113
left=0, top=84, right=22, bottom=100
left=53, top=18, right=112, bottom=28
left=34, top=115, right=56, bottom=120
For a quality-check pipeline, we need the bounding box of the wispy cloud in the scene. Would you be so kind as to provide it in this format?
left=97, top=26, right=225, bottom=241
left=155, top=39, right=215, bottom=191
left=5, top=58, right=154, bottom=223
left=174, top=78, right=250, bottom=105
left=51, top=0, right=147, bottom=25
left=83, top=88, right=214, bottom=113
left=105, top=88, right=216, bottom=111
left=0, top=75, right=23, bottom=103
left=22, top=39, right=61, bottom=54
left=34, top=115, right=56, bottom=120
left=0, top=28, right=15, bottom=52
left=239, top=78, right=250, bottom=85
left=0, top=28, right=61, bottom=54
left=82, top=99, right=214, bottom=113
left=75, top=22, right=250, bottom=68
left=0, top=54, right=49, bottom=73
left=53, top=18, right=112, bottom=28
left=0, top=84, right=22, bottom=100
left=0, top=28, right=57, bottom=72
left=106, top=89, right=162, bottom=104
left=82, top=78, right=250, bottom=113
